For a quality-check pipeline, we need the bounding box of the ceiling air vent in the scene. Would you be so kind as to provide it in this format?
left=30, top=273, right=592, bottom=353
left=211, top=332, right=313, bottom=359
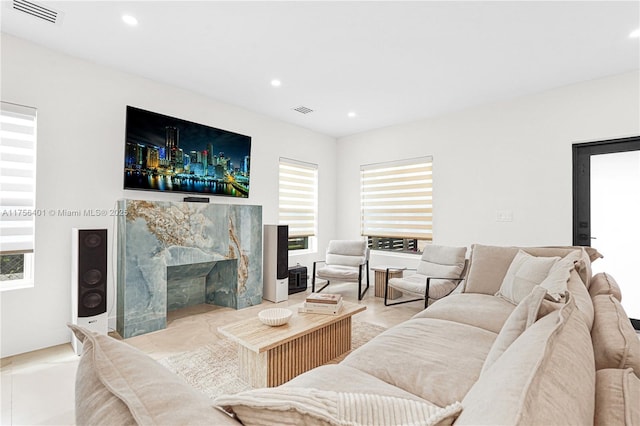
left=293, top=106, right=314, bottom=114
left=12, top=0, right=63, bottom=25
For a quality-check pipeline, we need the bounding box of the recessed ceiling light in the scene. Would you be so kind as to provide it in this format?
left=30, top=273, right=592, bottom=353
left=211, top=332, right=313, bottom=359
left=270, top=79, right=282, bottom=87
left=348, top=111, right=357, bottom=118
left=122, top=15, right=138, bottom=26
left=630, top=28, right=640, bottom=38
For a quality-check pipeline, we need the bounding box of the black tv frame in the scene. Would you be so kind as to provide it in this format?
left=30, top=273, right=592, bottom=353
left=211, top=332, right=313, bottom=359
left=124, top=106, right=251, bottom=198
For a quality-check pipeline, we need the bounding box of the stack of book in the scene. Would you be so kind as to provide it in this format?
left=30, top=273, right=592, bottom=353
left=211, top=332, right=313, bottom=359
left=299, top=293, right=343, bottom=315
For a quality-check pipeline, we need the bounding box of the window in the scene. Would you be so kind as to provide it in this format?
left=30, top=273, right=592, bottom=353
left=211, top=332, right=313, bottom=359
left=0, top=102, right=37, bottom=288
left=278, top=158, right=318, bottom=251
left=361, top=156, right=432, bottom=253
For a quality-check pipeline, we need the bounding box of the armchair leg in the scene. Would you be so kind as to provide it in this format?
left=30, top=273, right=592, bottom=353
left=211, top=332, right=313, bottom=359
left=315, top=281, right=330, bottom=293
left=424, top=279, right=430, bottom=309
left=384, top=269, right=390, bottom=306
left=366, top=261, right=370, bottom=286
left=311, top=261, right=329, bottom=293
left=357, top=281, right=369, bottom=300
left=312, top=262, right=316, bottom=293
left=383, top=267, right=420, bottom=306
left=356, top=262, right=370, bottom=301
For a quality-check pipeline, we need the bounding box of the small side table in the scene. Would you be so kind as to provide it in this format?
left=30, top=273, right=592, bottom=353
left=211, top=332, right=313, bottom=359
left=371, top=266, right=405, bottom=300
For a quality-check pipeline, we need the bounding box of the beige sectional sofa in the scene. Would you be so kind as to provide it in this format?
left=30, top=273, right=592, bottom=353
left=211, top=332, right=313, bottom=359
left=71, top=244, right=640, bottom=425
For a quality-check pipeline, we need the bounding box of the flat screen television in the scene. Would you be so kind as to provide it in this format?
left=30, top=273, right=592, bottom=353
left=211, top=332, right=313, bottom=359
left=124, top=106, right=251, bottom=198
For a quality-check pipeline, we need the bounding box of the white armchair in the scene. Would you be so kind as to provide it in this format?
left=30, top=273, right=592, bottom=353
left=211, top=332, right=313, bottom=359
left=312, top=240, right=370, bottom=300
left=384, top=244, right=467, bottom=308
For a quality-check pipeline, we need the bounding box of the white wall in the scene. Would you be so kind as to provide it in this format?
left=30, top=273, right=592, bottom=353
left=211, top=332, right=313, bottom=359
left=337, top=71, right=640, bottom=260
left=2, top=31, right=638, bottom=357
left=0, top=34, right=337, bottom=358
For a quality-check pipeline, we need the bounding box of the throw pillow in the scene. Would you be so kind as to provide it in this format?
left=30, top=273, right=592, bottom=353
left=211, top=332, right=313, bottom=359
left=496, top=250, right=560, bottom=305
left=538, top=250, right=582, bottom=302
left=216, top=387, right=463, bottom=426
left=481, top=286, right=560, bottom=375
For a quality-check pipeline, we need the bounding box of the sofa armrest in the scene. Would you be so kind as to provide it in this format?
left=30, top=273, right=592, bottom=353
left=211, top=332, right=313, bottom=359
left=69, top=325, right=239, bottom=425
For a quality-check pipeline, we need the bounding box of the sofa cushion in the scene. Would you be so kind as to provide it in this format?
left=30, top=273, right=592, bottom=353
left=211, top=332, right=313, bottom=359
left=574, top=246, right=594, bottom=288
left=567, top=268, right=595, bottom=329
left=540, top=246, right=596, bottom=287
left=592, top=294, right=640, bottom=377
left=464, top=244, right=582, bottom=295
left=481, top=286, right=556, bottom=375
left=216, top=387, right=463, bottom=426
left=464, top=244, right=520, bottom=295
left=414, top=293, right=515, bottom=334
left=455, top=294, right=595, bottom=425
left=595, top=368, right=640, bottom=426
left=68, top=324, right=237, bottom=426
left=543, top=245, right=603, bottom=263
left=496, top=250, right=560, bottom=304
left=589, top=272, right=622, bottom=301
left=341, top=317, right=496, bottom=408
left=282, top=364, right=432, bottom=403
left=539, top=250, right=583, bottom=301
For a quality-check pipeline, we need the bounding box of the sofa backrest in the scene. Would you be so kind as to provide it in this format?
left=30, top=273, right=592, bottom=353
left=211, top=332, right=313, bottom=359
left=463, top=244, right=590, bottom=295
left=455, top=293, right=595, bottom=425
left=595, top=368, right=640, bottom=426
left=589, top=272, right=622, bottom=301
left=325, top=240, right=368, bottom=267
left=591, top=293, right=640, bottom=378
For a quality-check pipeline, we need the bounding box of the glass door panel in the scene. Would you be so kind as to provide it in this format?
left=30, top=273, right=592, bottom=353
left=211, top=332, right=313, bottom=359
left=590, top=151, right=640, bottom=320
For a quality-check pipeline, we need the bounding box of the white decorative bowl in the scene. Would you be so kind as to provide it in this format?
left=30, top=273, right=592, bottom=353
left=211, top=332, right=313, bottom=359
left=258, top=308, right=293, bottom=327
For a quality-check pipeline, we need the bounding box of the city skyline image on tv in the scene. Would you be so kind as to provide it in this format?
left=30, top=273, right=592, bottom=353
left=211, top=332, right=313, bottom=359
left=124, top=106, right=251, bottom=198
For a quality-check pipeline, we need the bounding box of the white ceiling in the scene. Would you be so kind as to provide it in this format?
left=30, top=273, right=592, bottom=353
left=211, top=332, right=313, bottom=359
left=1, top=1, right=639, bottom=138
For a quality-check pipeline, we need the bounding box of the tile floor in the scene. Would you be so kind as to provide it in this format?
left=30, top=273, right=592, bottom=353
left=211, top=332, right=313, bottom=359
left=0, top=283, right=421, bottom=425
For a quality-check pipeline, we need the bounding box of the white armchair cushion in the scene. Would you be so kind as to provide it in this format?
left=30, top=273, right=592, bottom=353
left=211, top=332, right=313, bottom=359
left=316, top=264, right=362, bottom=281
left=325, top=240, right=368, bottom=267
left=417, top=245, right=466, bottom=281
left=417, top=245, right=467, bottom=275
left=327, top=240, right=368, bottom=256
left=389, top=274, right=458, bottom=299
left=389, top=245, right=467, bottom=300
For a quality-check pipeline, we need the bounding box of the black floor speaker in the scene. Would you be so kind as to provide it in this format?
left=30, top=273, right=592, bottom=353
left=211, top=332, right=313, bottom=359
left=263, top=224, right=289, bottom=302
left=71, top=228, right=108, bottom=354
left=74, top=229, right=108, bottom=317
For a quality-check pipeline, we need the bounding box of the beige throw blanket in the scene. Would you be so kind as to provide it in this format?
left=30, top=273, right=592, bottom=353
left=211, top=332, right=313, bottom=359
left=215, top=387, right=463, bottom=426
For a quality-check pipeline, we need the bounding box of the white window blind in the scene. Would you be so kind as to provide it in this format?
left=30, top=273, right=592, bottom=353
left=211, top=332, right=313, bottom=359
left=0, top=102, right=37, bottom=255
left=279, top=158, right=318, bottom=238
left=361, top=156, right=433, bottom=241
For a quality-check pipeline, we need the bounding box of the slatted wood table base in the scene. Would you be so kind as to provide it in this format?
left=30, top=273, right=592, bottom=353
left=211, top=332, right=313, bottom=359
left=238, top=317, right=351, bottom=387
left=219, top=301, right=365, bottom=388
left=372, top=267, right=404, bottom=299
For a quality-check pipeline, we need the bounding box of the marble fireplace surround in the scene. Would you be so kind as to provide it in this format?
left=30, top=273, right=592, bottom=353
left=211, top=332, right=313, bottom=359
left=117, top=199, right=263, bottom=338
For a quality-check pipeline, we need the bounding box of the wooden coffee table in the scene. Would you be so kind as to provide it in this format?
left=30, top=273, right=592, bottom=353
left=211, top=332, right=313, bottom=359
left=218, top=301, right=366, bottom=387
